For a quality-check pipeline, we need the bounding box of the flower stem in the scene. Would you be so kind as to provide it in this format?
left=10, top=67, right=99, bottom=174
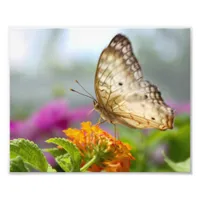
left=80, top=155, right=97, bottom=172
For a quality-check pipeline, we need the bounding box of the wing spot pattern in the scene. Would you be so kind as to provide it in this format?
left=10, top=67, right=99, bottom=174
left=126, top=58, right=133, bottom=65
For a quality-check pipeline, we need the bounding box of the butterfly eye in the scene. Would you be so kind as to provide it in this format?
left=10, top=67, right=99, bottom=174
left=119, top=82, right=123, bottom=86
left=151, top=117, right=155, bottom=120
left=144, top=95, right=148, bottom=99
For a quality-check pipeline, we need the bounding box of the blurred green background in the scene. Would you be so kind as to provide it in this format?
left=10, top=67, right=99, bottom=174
left=10, top=28, right=190, bottom=172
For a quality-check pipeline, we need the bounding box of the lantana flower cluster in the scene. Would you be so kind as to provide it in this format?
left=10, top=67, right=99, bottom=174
left=63, top=121, right=135, bottom=172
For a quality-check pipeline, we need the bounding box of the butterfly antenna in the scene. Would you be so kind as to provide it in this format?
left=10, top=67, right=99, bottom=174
left=70, top=89, right=95, bottom=100
left=75, top=80, right=96, bottom=101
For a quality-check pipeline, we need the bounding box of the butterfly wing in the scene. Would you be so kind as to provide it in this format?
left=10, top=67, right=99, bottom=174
left=95, top=34, right=174, bottom=130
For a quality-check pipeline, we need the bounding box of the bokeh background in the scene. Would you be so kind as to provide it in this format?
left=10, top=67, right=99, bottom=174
left=10, top=28, right=190, bottom=172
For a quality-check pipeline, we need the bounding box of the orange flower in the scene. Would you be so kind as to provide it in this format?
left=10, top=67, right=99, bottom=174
left=63, top=121, right=135, bottom=172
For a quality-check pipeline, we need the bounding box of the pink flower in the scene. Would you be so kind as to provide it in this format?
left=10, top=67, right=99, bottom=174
left=31, top=99, right=71, bottom=132
left=10, top=120, right=39, bottom=140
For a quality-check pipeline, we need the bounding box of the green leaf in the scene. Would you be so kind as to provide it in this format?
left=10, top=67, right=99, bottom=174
left=145, top=129, right=175, bottom=148
left=47, top=164, right=57, bottom=172
left=55, top=154, right=73, bottom=172
left=163, top=152, right=190, bottom=172
left=168, top=124, right=190, bottom=161
left=118, top=127, right=142, bottom=149
left=46, top=138, right=81, bottom=172
left=174, top=115, right=190, bottom=128
left=10, top=156, right=29, bottom=172
left=43, top=148, right=66, bottom=158
left=10, top=139, right=48, bottom=172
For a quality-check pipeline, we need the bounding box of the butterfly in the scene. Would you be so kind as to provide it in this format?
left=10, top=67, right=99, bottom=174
left=72, top=34, right=174, bottom=132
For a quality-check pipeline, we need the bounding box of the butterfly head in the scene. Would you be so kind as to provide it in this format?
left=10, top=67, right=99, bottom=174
left=93, top=100, right=100, bottom=111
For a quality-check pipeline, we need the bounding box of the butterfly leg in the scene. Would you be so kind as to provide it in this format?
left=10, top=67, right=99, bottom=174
left=117, top=126, right=120, bottom=140
left=96, top=116, right=106, bottom=126
left=113, top=124, right=119, bottom=140
left=114, top=124, right=116, bottom=139
left=113, top=124, right=120, bottom=150
left=97, top=116, right=102, bottom=124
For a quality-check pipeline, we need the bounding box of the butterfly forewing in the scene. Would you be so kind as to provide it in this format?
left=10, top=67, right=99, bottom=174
left=94, top=34, right=174, bottom=130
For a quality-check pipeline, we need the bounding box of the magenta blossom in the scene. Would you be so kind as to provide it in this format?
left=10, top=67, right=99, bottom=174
left=31, top=99, right=72, bottom=132
left=10, top=120, right=39, bottom=140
